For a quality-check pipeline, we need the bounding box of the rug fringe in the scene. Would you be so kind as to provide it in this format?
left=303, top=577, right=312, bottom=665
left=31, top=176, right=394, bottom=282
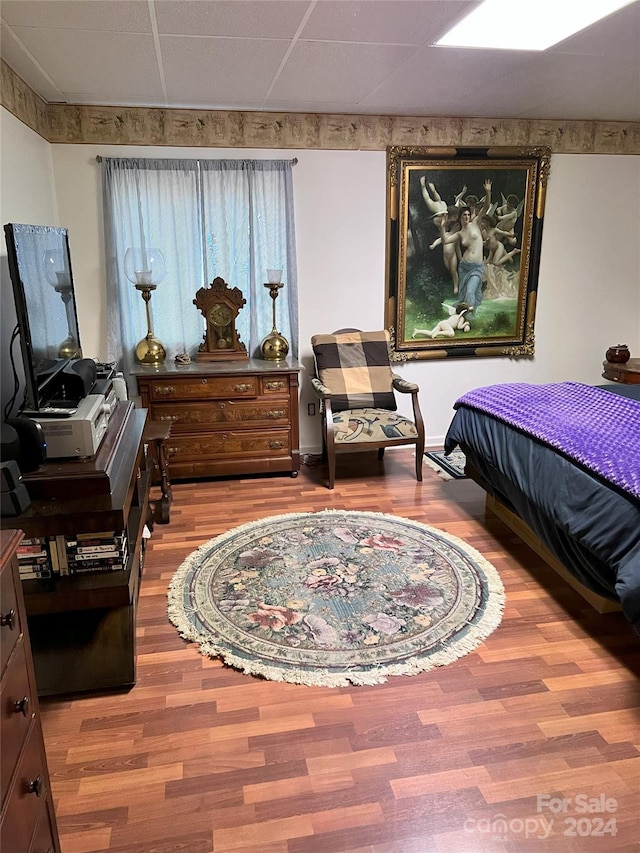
left=167, top=510, right=506, bottom=688
left=424, top=457, right=454, bottom=481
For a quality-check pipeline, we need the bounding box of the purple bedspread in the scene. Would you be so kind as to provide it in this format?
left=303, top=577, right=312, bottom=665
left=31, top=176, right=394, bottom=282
left=454, top=382, right=640, bottom=501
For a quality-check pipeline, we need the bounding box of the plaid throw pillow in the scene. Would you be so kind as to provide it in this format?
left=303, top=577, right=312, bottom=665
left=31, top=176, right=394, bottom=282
left=311, top=330, right=397, bottom=413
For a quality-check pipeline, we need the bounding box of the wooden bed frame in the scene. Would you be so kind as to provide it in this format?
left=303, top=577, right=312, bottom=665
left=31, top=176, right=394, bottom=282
left=485, top=493, right=621, bottom=614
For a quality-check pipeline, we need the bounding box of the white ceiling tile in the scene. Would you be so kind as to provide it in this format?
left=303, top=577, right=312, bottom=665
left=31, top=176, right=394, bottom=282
left=263, top=99, right=380, bottom=114
left=549, top=0, right=639, bottom=55
left=0, top=0, right=638, bottom=122
left=11, top=27, right=163, bottom=100
left=360, top=45, right=525, bottom=113
left=0, top=23, right=63, bottom=101
left=1, top=0, right=152, bottom=32
left=155, top=0, right=309, bottom=38
left=270, top=41, right=415, bottom=104
left=522, top=67, right=640, bottom=120
left=160, top=35, right=288, bottom=104
left=466, top=50, right=640, bottom=122
left=300, top=0, right=478, bottom=45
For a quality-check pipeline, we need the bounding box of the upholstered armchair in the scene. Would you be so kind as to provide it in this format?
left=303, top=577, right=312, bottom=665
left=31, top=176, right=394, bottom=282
left=310, top=329, right=425, bottom=489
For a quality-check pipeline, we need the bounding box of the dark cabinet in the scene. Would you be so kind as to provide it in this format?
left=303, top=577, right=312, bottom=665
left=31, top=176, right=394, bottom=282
left=14, top=403, right=150, bottom=697
left=1, top=528, right=61, bottom=853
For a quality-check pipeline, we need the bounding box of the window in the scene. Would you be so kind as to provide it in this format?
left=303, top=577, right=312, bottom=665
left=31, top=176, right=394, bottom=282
left=101, top=157, right=298, bottom=371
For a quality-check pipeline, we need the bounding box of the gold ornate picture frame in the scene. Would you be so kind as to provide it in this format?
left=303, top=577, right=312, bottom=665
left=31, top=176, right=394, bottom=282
left=385, top=146, right=551, bottom=360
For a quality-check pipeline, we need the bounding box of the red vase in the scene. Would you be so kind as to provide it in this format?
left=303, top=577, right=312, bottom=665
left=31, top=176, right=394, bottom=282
left=606, top=344, right=631, bottom=364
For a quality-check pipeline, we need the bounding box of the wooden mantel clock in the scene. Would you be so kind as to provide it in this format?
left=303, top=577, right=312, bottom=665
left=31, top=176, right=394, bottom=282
left=193, top=276, right=248, bottom=361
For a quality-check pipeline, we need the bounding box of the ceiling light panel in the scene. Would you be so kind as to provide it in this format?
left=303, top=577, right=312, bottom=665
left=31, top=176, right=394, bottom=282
left=436, top=0, right=636, bottom=51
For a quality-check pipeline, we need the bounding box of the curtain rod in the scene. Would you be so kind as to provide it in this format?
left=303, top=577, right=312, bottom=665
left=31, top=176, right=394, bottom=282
left=96, top=156, right=298, bottom=165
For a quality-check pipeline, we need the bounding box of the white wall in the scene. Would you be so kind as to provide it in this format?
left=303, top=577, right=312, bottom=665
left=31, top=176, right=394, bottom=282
left=2, top=107, right=639, bottom=450
left=0, top=110, right=59, bottom=415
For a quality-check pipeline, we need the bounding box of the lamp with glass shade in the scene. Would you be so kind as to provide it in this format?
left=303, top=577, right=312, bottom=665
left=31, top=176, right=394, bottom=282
left=124, top=247, right=166, bottom=364
left=261, top=268, right=289, bottom=361
left=42, top=248, right=82, bottom=358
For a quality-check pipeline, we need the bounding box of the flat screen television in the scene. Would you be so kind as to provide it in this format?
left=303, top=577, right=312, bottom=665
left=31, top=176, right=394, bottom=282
left=4, top=223, right=94, bottom=412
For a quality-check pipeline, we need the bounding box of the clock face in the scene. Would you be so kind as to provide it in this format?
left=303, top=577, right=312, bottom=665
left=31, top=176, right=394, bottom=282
left=209, top=303, right=234, bottom=327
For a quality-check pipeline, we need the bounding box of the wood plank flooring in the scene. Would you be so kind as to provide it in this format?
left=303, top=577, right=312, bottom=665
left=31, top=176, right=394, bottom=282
left=39, top=450, right=640, bottom=853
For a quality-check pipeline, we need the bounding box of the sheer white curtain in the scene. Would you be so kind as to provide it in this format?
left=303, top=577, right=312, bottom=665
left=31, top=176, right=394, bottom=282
left=101, top=157, right=298, bottom=373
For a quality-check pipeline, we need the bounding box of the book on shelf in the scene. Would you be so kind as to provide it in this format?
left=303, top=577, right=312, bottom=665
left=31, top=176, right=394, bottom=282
left=48, top=539, right=60, bottom=574
left=19, top=536, right=47, bottom=547
left=72, top=543, right=127, bottom=555
left=72, top=550, right=125, bottom=561
left=18, top=537, right=53, bottom=576
left=17, top=545, right=48, bottom=557
left=17, top=550, right=50, bottom=563
left=67, top=538, right=129, bottom=574
left=18, top=531, right=131, bottom=579
left=18, top=563, right=52, bottom=579
left=70, top=562, right=127, bottom=574
left=75, top=530, right=126, bottom=541
left=54, top=536, right=69, bottom=575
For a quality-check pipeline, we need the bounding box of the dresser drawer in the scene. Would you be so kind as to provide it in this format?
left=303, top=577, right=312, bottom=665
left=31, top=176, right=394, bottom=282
left=146, top=376, right=258, bottom=401
left=151, top=399, right=291, bottom=430
left=0, top=723, right=50, bottom=853
left=261, top=376, right=291, bottom=395
left=30, top=806, right=58, bottom=853
left=1, top=638, right=34, bottom=809
left=1, top=560, right=23, bottom=675
left=167, top=429, right=291, bottom=462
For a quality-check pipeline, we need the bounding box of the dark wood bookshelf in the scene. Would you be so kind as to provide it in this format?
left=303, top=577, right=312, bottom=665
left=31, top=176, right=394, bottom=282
left=3, top=404, right=151, bottom=697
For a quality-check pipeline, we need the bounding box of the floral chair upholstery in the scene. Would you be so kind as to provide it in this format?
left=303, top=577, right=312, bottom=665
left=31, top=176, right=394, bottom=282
left=310, top=329, right=425, bottom=489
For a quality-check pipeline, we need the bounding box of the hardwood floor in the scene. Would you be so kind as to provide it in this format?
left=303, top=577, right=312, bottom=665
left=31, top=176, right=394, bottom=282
left=39, top=450, right=640, bottom=853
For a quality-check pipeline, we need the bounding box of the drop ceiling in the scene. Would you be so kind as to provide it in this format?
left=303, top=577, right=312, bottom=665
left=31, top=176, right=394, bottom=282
left=1, top=0, right=639, bottom=122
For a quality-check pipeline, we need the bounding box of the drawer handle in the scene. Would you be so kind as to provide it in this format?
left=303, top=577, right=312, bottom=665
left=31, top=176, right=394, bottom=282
left=14, top=696, right=30, bottom=716
left=166, top=447, right=179, bottom=456
left=267, top=409, right=285, bottom=419
left=269, top=440, right=284, bottom=450
left=158, top=414, right=179, bottom=422
left=0, top=608, right=16, bottom=630
left=28, top=775, right=43, bottom=797
left=265, top=381, right=285, bottom=391
left=155, top=386, right=175, bottom=395
left=233, top=383, right=252, bottom=393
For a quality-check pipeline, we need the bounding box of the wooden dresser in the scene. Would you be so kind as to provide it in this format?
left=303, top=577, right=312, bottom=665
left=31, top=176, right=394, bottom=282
left=1, top=529, right=61, bottom=853
left=131, top=359, right=301, bottom=480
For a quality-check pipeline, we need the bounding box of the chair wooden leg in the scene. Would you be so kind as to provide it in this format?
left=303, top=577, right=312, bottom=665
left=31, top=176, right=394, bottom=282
left=328, top=449, right=336, bottom=490
left=378, top=448, right=385, bottom=459
left=415, top=439, right=424, bottom=482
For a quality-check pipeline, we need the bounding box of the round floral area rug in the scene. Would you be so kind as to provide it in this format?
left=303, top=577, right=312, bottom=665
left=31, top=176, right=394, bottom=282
left=167, top=510, right=505, bottom=687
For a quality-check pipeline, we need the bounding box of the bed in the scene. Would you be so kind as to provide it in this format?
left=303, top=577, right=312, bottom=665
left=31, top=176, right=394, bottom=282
left=443, top=381, right=640, bottom=634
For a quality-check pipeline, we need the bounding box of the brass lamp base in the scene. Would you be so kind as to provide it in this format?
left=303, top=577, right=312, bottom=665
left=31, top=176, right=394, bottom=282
left=136, top=334, right=167, bottom=365
left=261, top=331, right=289, bottom=361
left=58, top=336, right=82, bottom=359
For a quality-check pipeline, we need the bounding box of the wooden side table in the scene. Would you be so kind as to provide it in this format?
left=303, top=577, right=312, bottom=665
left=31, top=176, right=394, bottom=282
left=602, top=358, right=640, bottom=384
left=143, top=420, right=172, bottom=526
